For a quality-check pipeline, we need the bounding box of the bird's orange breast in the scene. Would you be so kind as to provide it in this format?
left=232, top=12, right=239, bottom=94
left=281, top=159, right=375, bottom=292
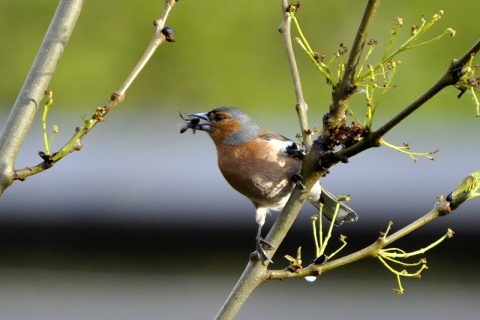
left=215, top=139, right=301, bottom=207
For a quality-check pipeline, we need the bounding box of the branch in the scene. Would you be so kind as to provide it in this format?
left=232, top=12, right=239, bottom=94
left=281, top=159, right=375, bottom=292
left=332, top=38, right=480, bottom=163
left=0, top=0, right=85, bottom=195
left=267, top=200, right=450, bottom=280
left=328, top=0, right=381, bottom=127
left=373, top=39, right=480, bottom=139
left=11, top=0, right=178, bottom=185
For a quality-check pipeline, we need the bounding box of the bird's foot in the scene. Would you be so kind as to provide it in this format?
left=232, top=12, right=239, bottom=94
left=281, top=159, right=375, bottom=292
left=251, top=236, right=275, bottom=264
left=292, top=174, right=306, bottom=191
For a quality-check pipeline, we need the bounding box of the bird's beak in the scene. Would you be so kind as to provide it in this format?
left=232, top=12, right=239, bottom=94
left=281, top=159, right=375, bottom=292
left=179, top=112, right=211, bottom=134
left=189, top=112, right=211, bottom=132
left=190, top=112, right=209, bottom=122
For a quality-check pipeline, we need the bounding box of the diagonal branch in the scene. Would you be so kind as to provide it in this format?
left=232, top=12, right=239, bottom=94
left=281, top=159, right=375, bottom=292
left=116, top=0, right=177, bottom=98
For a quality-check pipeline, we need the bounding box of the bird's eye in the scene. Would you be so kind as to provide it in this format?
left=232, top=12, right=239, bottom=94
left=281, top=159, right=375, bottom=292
left=214, top=113, right=225, bottom=121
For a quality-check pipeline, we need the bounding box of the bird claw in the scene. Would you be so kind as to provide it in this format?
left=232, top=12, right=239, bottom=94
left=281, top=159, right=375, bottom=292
left=252, top=236, right=274, bottom=264
left=257, top=236, right=274, bottom=249
left=292, top=174, right=306, bottom=191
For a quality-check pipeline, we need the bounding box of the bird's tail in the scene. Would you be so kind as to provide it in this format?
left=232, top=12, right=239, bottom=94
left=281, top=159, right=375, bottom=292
left=309, top=187, right=358, bottom=226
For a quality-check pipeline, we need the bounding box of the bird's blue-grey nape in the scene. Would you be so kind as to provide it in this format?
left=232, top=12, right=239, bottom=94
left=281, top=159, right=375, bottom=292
left=211, top=107, right=261, bottom=145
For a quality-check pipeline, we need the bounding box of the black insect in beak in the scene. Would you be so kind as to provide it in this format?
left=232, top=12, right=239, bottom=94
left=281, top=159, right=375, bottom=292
left=178, top=110, right=211, bottom=134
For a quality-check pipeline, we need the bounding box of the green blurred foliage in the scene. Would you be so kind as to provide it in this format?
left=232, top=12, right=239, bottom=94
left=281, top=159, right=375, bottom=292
left=1, top=0, right=479, bottom=121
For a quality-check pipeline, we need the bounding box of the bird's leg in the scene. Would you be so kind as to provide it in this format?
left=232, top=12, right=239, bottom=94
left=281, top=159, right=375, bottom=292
left=252, top=225, right=274, bottom=264
left=256, top=225, right=274, bottom=248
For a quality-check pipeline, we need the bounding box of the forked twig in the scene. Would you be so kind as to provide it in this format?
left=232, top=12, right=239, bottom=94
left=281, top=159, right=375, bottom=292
left=12, top=0, right=178, bottom=183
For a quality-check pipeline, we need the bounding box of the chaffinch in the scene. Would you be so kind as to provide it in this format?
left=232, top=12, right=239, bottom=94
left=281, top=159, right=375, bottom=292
left=180, top=107, right=358, bottom=259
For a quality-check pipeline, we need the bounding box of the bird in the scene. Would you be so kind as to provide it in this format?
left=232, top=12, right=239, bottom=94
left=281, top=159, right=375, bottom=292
left=180, top=107, right=358, bottom=261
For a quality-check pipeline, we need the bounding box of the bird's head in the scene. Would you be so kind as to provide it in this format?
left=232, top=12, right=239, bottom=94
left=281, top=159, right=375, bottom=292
left=180, top=107, right=261, bottom=146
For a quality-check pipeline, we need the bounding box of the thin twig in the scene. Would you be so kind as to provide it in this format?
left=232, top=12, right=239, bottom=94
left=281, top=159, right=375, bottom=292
left=279, top=0, right=312, bottom=150
left=117, top=0, right=177, bottom=98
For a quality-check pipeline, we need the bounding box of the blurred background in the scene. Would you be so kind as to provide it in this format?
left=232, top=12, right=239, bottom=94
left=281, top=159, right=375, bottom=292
left=1, top=0, right=479, bottom=319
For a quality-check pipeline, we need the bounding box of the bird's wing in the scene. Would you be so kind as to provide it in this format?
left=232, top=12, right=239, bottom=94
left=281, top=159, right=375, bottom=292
left=258, top=130, right=305, bottom=159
